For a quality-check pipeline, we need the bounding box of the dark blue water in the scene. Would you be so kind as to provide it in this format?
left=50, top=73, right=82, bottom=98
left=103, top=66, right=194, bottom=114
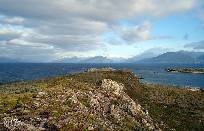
left=0, top=63, right=204, bottom=88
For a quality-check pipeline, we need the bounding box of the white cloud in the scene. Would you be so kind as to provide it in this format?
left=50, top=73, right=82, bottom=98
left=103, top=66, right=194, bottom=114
left=107, top=39, right=124, bottom=45
left=0, top=27, right=27, bottom=41
left=8, top=39, right=54, bottom=49
left=198, top=9, right=204, bottom=21
left=112, top=21, right=152, bottom=44
left=0, top=39, right=61, bottom=62
left=0, top=0, right=201, bottom=20
left=26, top=34, right=104, bottom=51
left=142, top=47, right=171, bottom=55
left=0, top=14, right=24, bottom=24
left=34, top=18, right=109, bottom=35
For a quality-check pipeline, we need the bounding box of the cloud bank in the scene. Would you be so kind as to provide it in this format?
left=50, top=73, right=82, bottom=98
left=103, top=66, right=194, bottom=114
left=0, top=0, right=203, bottom=61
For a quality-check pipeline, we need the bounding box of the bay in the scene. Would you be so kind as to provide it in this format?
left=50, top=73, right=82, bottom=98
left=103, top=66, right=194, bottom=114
left=0, top=63, right=204, bottom=88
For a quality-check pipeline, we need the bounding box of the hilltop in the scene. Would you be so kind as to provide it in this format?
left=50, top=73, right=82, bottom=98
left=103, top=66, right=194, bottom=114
left=0, top=68, right=204, bottom=130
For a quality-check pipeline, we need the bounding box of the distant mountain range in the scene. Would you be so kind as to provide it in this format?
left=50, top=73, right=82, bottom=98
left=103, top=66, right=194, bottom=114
left=0, top=57, right=25, bottom=63
left=53, top=56, right=117, bottom=63
left=53, top=51, right=204, bottom=64
left=197, top=54, right=204, bottom=62
left=138, top=51, right=204, bottom=63
left=52, top=56, right=86, bottom=63
left=1, top=51, right=204, bottom=63
left=51, top=53, right=159, bottom=63
left=125, top=52, right=158, bottom=63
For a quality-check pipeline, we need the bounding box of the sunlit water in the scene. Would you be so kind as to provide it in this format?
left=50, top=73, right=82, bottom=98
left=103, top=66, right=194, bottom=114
left=0, top=63, right=204, bottom=88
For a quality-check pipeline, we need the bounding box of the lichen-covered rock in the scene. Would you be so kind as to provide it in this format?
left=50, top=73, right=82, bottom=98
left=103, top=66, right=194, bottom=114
left=101, top=79, right=124, bottom=96
left=101, top=79, right=159, bottom=130
left=90, top=95, right=99, bottom=107
left=36, top=91, right=47, bottom=98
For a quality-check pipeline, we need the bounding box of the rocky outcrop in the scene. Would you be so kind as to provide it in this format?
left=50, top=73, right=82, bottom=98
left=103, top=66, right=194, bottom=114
left=101, top=79, right=159, bottom=130
left=101, top=79, right=124, bottom=96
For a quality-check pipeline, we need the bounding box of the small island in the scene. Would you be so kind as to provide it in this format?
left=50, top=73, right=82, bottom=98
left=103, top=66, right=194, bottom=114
left=165, top=68, right=204, bottom=74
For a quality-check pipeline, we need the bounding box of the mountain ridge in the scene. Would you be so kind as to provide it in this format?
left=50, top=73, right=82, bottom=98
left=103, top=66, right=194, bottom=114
left=0, top=57, right=25, bottom=63
left=53, top=51, right=204, bottom=63
left=1, top=51, right=204, bottom=63
left=137, top=51, right=204, bottom=63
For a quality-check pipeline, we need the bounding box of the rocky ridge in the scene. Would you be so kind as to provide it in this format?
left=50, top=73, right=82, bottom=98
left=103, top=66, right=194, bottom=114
left=0, top=69, right=160, bottom=130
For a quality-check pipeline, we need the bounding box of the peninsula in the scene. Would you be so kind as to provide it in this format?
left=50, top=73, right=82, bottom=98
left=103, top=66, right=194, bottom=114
left=0, top=68, right=203, bottom=130
left=165, top=68, right=204, bottom=74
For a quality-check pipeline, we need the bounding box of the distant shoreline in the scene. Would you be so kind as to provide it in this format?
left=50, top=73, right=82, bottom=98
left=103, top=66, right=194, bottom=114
left=165, top=68, right=204, bottom=74
left=143, top=82, right=204, bottom=92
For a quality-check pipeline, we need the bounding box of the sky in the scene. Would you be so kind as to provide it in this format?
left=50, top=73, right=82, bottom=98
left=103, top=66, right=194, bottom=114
left=0, top=0, right=204, bottom=62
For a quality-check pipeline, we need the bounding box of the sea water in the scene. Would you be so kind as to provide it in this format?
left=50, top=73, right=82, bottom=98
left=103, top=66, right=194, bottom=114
left=0, top=63, right=204, bottom=88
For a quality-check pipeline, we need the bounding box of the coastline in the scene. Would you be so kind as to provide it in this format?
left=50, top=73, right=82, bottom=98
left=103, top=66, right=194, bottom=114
left=1, top=63, right=204, bottom=88
left=165, top=68, right=204, bottom=74
left=143, top=82, right=203, bottom=92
